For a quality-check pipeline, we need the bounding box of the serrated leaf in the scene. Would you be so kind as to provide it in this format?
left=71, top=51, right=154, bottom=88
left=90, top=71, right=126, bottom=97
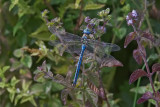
left=85, top=88, right=98, bottom=107
left=21, top=55, right=32, bottom=68
left=124, top=32, right=136, bottom=48
left=61, top=89, right=69, bottom=105
left=34, top=72, right=45, bottom=81
left=133, top=48, right=143, bottom=65
left=129, top=69, right=147, bottom=84
left=152, top=63, right=160, bottom=74
left=84, top=3, right=105, bottom=10
left=142, top=32, right=154, bottom=42
left=137, top=91, right=153, bottom=104
left=54, top=74, right=65, bottom=83
left=65, top=70, right=72, bottom=83
left=100, top=56, right=123, bottom=68
left=44, top=71, right=53, bottom=79
left=87, top=81, right=99, bottom=96
left=86, top=71, right=99, bottom=87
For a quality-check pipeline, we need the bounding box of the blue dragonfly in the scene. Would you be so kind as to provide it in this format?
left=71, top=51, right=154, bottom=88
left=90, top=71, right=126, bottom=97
left=48, top=25, right=120, bottom=86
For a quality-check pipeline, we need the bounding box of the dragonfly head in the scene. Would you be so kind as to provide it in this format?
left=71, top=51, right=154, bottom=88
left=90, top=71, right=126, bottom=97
left=83, top=28, right=91, bottom=35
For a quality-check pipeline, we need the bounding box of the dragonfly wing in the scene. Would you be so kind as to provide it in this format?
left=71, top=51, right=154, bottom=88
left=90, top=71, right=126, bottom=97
left=48, top=26, right=81, bottom=42
left=86, top=39, right=120, bottom=57
left=49, top=40, right=82, bottom=55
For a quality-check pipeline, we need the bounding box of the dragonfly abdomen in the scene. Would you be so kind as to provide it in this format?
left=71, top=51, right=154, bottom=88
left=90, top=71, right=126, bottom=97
left=73, top=44, right=86, bottom=86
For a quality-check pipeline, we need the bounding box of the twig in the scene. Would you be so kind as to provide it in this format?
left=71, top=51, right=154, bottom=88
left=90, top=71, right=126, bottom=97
left=97, top=70, right=110, bottom=107
left=43, top=0, right=57, bottom=17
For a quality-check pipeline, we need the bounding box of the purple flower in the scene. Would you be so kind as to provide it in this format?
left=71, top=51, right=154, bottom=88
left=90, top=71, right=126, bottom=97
left=126, top=15, right=129, bottom=20
left=85, top=16, right=91, bottom=23
left=87, top=23, right=95, bottom=29
left=127, top=19, right=133, bottom=25
left=98, top=26, right=106, bottom=33
left=132, top=10, right=137, bottom=17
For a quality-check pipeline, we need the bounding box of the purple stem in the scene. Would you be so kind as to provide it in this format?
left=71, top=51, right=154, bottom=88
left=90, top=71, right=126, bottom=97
left=132, top=25, right=159, bottom=106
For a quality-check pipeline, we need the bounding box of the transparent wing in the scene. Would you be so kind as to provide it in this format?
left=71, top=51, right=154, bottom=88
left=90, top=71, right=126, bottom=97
left=49, top=40, right=94, bottom=56
left=86, top=39, right=120, bottom=57
left=48, top=40, right=82, bottom=55
left=48, top=25, right=81, bottom=43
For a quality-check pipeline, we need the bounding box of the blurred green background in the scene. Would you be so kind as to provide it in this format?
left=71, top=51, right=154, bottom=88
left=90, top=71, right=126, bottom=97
left=0, top=0, right=160, bottom=107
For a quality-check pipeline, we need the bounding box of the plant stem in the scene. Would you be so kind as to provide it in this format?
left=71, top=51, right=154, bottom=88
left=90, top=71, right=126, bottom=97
left=132, top=25, right=159, bottom=106
left=97, top=70, right=110, bottom=107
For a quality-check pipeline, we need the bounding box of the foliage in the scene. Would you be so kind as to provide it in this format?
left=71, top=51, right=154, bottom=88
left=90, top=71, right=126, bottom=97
left=0, top=0, right=160, bottom=107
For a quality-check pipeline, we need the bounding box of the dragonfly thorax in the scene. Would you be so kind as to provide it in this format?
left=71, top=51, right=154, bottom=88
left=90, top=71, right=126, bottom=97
left=81, top=35, right=88, bottom=44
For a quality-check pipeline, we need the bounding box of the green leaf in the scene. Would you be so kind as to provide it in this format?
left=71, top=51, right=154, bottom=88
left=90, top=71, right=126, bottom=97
left=2, top=66, right=10, bottom=74
left=11, top=76, right=20, bottom=87
left=86, top=71, right=99, bottom=87
left=84, top=3, right=105, bottom=10
left=22, top=80, right=32, bottom=92
left=21, top=55, right=32, bottom=68
left=85, top=88, right=98, bottom=107
left=9, top=93, right=15, bottom=103
left=29, top=24, right=51, bottom=41
left=113, top=27, right=127, bottom=39
left=13, top=20, right=23, bottom=36
left=7, top=87, right=15, bottom=93
left=75, top=0, right=81, bottom=8
left=52, top=82, right=64, bottom=92
left=130, top=86, right=147, bottom=94
left=13, top=49, right=23, bottom=58
left=34, top=72, right=45, bottom=81
left=29, top=96, right=37, bottom=107
left=97, top=0, right=107, bottom=3
left=20, top=95, right=37, bottom=106
left=9, top=0, right=19, bottom=11
left=31, top=83, right=44, bottom=94
left=14, top=94, right=23, bottom=106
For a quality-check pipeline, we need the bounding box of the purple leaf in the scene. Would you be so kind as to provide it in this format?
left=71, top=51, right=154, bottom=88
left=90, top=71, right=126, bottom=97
left=142, top=32, right=154, bottom=42
left=124, top=32, right=136, bottom=48
left=87, top=80, right=99, bottom=96
left=137, top=91, right=153, bottom=104
left=133, top=48, right=143, bottom=65
left=152, top=63, right=160, bottom=74
left=44, top=71, right=53, bottom=78
left=100, top=56, right=123, bottom=68
left=129, top=69, right=147, bottom=84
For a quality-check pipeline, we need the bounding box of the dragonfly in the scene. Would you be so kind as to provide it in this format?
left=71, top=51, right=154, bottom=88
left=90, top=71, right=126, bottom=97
left=48, top=25, right=120, bottom=86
